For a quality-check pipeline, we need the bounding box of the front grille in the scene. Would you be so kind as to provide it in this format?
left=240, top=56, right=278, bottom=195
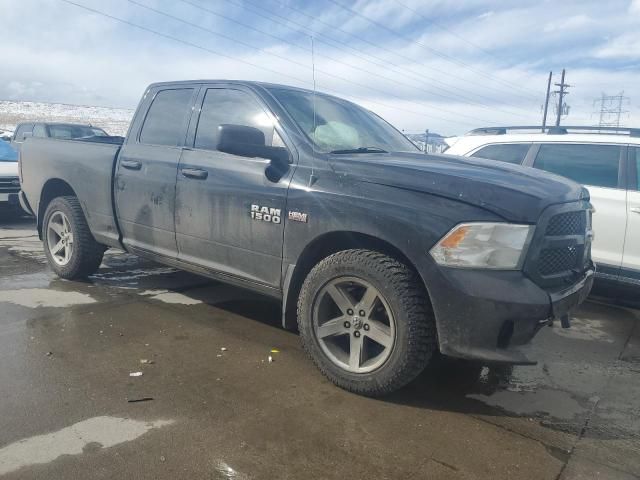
left=539, top=246, right=579, bottom=276
left=525, top=202, right=592, bottom=287
left=546, top=211, right=586, bottom=236
left=0, top=177, right=20, bottom=194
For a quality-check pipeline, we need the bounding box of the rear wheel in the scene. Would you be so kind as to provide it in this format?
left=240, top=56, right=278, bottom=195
left=42, top=196, right=104, bottom=279
left=297, top=249, right=437, bottom=396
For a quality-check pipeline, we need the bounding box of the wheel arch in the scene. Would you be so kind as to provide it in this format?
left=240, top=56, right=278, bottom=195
left=282, top=230, right=432, bottom=330
left=37, top=179, right=77, bottom=238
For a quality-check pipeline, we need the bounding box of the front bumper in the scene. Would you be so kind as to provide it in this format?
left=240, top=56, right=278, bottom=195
left=427, top=265, right=594, bottom=365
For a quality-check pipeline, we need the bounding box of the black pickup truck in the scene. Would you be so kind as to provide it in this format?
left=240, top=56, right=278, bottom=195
left=19, top=80, right=594, bottom=396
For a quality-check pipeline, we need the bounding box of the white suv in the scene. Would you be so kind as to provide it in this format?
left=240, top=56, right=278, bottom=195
left=445, top=126, right=640, bottom=287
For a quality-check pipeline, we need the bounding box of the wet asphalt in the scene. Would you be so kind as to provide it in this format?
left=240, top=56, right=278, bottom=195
left=0, top=215, right=638, bottom=480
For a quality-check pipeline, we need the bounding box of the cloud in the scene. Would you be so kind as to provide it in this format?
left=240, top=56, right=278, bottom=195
left=593, top=33, right=640, bottom=59
left=543, top=14, right=594, bottom=33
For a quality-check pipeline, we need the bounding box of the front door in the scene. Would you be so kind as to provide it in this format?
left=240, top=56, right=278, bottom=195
left=115, top=87, right=196, bottom=257
left=175, top=86, right=294, bottom=289
left=622, top=147, right=640, bottom=280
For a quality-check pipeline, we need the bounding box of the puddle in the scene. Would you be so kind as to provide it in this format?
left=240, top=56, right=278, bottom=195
left=0, top=288, right=96, bottom=308
left=0, top=416, right=173, bottom=475
left=214, top=461, right=249, bottom=480
left=140, top=289, right=202, bottom=305
left=551, top=317, right=615, bottom=343
left=467, top=387, right=586, bottom=421
left=0, top=233, right=47, bottom=263
left=90, top=267, right=178, bottom=283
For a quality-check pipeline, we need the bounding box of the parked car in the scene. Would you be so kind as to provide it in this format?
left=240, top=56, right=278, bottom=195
left=0, top=139, right=20, bottom=212
left=0, top=129, right=13, bottom=142
left=11, top=122, right=109, bottom=150
left=445, top=126, right=639, bottom=288
left=19, top=81, right=594, bottom=396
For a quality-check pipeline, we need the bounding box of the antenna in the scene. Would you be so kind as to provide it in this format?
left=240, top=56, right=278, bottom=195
left=309, top=35, right=318, bottom=187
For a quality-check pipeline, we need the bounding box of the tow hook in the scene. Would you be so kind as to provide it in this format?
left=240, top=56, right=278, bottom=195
left=560, top=313, right=571, bottom=329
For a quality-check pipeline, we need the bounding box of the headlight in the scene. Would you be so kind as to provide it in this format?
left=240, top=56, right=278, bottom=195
left=430, top=223, right=534, bottom=270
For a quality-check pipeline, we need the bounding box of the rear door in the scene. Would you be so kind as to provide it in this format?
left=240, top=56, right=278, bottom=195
left=622, top=147, right=640, bottom=281
left=175, top=86, right=294, bottom=288
left=115, top=86, right=197, bottom=257
left=531, top=143, right=626, bottom=278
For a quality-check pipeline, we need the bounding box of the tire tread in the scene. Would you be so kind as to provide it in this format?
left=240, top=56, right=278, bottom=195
left=297, top=249, right=437, bottom=396
left=43, top=196, right=104, bottom=279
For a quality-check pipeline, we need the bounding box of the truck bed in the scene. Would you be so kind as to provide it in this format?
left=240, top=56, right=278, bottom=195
left=20, top=137, right=122, bottom=247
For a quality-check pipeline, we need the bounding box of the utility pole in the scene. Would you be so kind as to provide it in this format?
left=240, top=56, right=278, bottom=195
left=554, top=69, right=570, bottom=127
left=541, top=71, right=552, bottom=132
left=593, top=91, right=629, bottom=128
left=424, top=129, right=429, bottom=154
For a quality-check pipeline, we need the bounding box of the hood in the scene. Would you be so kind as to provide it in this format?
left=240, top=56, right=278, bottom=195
left=329, top=152, right=587, bottom=223
left=0, top=139, right=17, bottom=162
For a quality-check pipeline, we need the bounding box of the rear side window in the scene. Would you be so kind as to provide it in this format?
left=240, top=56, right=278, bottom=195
left=33, top=125, right=47, bottom=137
left=533, top=144, right=620, bottom=188
left=140, top=89, right=194, bottom=147
left=471, top=143, right=530, bottom=164
left=194, top=88, right=281, bottom=151
left=14, top=124, right=33, bottom=141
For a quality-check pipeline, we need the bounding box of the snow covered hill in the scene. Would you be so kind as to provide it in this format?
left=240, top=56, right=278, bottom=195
left=0, top=100, right=133, bottom=137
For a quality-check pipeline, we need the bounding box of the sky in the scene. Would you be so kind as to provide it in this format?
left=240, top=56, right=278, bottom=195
left=1, top=0, right=639, bottom=135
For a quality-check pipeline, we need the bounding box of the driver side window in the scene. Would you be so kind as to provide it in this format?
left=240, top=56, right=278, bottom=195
left=195, top=88, right=282, bottom=152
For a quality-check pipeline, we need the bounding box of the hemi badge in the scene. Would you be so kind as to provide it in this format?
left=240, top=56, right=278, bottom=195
left=288, top=211, right=308, bottom=223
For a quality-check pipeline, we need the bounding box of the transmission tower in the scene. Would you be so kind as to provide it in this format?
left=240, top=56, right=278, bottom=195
left=593, top=92, right=630, bottom=128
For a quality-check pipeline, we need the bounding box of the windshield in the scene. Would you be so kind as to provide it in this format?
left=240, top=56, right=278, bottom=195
left=48, top=125, right=109, bottom=139
left=270, top=88, right=418, bottom=154
left=0, top=140, right=17, bottom=162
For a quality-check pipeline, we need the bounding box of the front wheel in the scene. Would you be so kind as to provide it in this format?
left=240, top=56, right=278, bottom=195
left=42, top=196, right=104, bottom=279
left=297, top=249, right=437, bottom=396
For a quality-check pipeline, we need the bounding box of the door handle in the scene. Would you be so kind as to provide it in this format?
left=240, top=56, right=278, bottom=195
left=631, top=207, right=640, bottom=214
left=181, top=168, right=208, bottom=180
left=121, top=160, right=142, bottom=170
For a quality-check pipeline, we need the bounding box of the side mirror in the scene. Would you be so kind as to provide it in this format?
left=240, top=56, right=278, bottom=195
left=217, top=124, right=289, bottom=163
left=22, top=132, right=33, bottom=141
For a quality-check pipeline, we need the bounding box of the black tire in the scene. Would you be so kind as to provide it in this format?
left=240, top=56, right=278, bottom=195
left=42, top=196, right=104, bottom=279
left=297, top=249, right=437, bottom=397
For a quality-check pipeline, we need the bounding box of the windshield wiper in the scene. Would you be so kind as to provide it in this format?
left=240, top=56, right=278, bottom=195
left=329, top=147, right=388, bottom=154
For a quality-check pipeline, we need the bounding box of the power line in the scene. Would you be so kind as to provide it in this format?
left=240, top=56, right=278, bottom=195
left=391, top=0, right=543, bottom=88
left=323, top=0, right=541, bottom=103
left=127, top=0, right=501, bottom=126
left=234, top=0, right=539, bottom=111
left=174, top=0, right=530, bottom=119
left=56, top=0, right=486, bottom=129
left=392, top=0, right=511, bottom=65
